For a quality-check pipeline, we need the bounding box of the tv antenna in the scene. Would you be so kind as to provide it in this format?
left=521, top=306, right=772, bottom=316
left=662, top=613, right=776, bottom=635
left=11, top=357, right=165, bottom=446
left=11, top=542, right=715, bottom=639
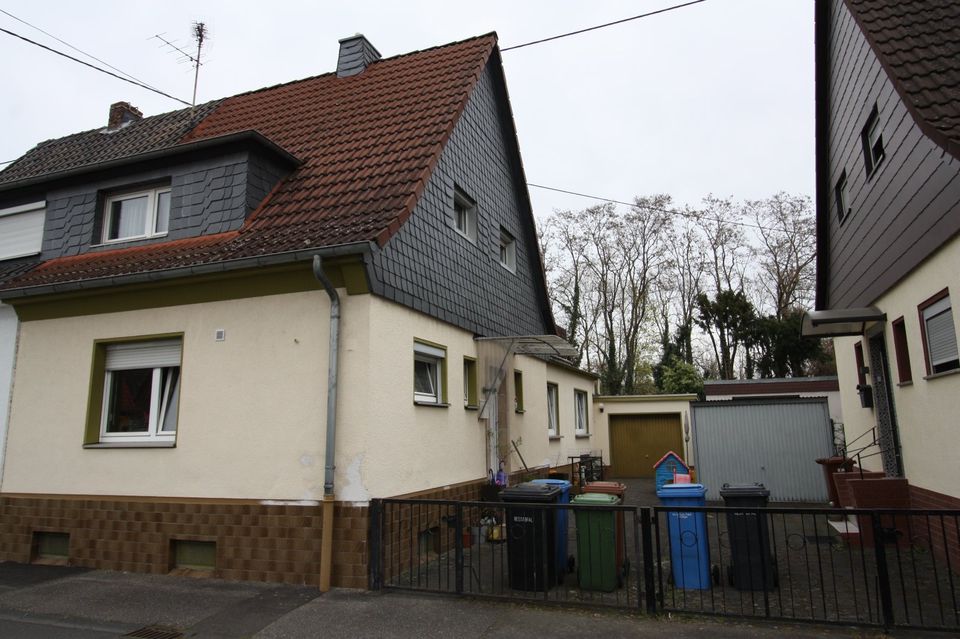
left=153, top=21, right=208, bottom=106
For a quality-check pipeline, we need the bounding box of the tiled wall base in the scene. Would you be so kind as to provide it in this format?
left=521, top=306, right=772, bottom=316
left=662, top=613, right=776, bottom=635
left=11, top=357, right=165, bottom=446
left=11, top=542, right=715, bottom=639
left=0, top=494, right=369, bottom=589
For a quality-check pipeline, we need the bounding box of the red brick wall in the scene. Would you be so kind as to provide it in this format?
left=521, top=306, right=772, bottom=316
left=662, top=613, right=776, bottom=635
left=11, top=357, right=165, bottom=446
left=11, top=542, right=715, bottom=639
left=850, top=478, right=911, bottom=547
left=832, top=469, right=885, bottom=508
left=909, top=485, right=960, bottom=574
left=0, top=494, right=368, bottom=588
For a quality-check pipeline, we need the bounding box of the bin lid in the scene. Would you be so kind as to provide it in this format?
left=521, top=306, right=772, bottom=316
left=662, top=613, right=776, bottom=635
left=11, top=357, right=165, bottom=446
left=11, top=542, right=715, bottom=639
left=582, top=481, right=626, bottom=495
left=500, top=483, right=562, bottom=502
left=719, top=482, right=770, bottom=498
left=572, top=492, right=620, bottom=505
left=529, top=478, right=572, bottom=489
left=656, top=483, right=707, bottom=499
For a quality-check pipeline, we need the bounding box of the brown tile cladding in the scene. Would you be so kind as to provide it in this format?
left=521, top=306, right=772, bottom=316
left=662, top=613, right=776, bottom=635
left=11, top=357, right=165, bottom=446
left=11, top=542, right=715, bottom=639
left=0, top=495, right=369, bottom=589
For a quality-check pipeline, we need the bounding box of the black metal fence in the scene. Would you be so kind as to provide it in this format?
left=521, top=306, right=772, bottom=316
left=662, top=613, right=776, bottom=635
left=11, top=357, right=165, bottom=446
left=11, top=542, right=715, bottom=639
left=370, top=498, right=960, bottom=631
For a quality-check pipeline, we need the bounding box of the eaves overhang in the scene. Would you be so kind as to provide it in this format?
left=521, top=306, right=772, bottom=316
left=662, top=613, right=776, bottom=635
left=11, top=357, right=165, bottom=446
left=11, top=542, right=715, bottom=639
left=0, top=130, right=301, bottom=194
left=0, top=240, right=374, bottom=302
left=801, top=307, right=886, bottom=337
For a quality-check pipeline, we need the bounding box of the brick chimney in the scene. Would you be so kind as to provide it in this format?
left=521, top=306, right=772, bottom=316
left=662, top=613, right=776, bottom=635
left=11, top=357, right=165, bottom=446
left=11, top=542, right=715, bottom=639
left=107, top=102, right=143, bottom=129
left=336, top=34, right=381, bottom=78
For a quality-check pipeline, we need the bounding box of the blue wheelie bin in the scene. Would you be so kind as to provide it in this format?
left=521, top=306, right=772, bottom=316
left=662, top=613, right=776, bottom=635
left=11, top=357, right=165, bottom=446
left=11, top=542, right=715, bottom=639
left=657, top=483, right=711, bottom=589
left=530, top=478, right=572, bottom=582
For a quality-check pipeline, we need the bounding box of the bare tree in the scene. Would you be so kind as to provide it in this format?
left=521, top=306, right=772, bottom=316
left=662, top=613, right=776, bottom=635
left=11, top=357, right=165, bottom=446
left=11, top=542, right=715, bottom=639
left=746, top=192, right=816, bottom=318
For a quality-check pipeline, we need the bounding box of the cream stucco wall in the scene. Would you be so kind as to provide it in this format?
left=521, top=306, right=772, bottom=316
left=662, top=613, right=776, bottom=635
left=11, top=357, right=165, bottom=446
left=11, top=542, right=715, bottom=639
left=2, top=291, right=330, bottom=500
left=509, top=355, right=603, bottom=472
left=0, top=303, right=17, bottom=483
left=834, top=233, right=960, bottom=497
left=2, top=289, right=600, bottom=502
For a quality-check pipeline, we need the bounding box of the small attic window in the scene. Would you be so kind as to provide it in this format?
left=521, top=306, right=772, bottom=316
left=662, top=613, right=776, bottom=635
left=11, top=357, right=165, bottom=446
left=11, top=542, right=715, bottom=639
left=499, top=227, right=516, bottom=273
left=452, top=187, right=477, bottom=243
left=861, top=105, right=884, bottom=178
left=102, top=185, right=171, bottom=243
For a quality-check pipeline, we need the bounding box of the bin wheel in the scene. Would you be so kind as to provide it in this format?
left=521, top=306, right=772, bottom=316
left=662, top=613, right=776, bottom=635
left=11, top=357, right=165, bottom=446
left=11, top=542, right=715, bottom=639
left=617, top=573, right=624, bottom=589
left=711, top=564, right=721, bottom=586
left=727, top=564, right=735, bottom=587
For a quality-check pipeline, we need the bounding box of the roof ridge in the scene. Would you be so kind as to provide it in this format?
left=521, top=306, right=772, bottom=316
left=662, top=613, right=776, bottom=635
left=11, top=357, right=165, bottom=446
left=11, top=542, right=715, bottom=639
left=211, top=32, right=499, bottom=105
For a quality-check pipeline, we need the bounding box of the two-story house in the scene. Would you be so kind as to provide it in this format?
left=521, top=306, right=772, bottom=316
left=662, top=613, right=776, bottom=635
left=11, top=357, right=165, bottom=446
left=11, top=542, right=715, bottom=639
left=0, top=34, right=602, bottom=588
left=804, top=0, right=960, bottom=510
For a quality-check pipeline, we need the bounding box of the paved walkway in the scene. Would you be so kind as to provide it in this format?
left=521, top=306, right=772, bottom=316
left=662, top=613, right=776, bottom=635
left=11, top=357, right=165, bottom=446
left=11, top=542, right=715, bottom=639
left=0, top=561, right=948, bottom=638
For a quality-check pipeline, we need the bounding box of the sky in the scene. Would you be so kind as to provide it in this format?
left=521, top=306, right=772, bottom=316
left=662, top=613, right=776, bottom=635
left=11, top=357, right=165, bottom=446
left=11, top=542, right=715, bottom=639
left=0, top=0, right=814, bottom=220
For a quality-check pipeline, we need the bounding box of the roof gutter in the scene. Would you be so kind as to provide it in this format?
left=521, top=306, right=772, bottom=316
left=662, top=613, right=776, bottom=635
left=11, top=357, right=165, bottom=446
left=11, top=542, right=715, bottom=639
left=312, top=255, right=341, bottom=593
left=0, top=241, right=375, bottom=301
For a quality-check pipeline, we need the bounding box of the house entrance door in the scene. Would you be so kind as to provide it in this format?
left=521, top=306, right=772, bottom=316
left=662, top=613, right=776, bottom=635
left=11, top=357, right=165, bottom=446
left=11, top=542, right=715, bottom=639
left=868, top=333, right=903, bottom=477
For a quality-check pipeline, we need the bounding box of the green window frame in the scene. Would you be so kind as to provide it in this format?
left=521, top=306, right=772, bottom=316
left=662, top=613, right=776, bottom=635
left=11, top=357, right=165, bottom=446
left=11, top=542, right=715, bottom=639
left=84, top=333, right=183, bottom=448
left=463, top=357, right=478, bottom=408
left=514, top=370, right=524, bottom=413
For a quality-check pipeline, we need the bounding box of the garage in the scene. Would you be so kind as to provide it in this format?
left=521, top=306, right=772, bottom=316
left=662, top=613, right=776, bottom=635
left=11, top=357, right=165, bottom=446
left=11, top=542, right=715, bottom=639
left=608, top=413, right=684, bottom=478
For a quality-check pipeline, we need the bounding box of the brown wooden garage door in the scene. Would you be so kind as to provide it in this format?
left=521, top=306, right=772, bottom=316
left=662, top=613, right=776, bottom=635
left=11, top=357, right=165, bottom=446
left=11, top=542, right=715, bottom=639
left=609, top=413, right=684, bottom=478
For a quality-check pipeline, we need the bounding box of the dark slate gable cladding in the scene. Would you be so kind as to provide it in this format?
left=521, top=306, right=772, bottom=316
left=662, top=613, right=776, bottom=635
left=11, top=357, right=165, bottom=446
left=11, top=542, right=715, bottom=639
left=0, top=101, right=222, bottom=187
left=815, top=0, right=960, bottom=309
left=39, top=150, right=291, bottom=260
left=369, top=58, right=551, bottom=337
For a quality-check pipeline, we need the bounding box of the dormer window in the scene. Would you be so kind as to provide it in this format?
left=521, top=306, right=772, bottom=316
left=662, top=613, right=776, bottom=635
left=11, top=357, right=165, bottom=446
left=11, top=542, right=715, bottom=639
left=861, top=105, right=884, bottom=177
left=102, top=185, right=171, bottom=243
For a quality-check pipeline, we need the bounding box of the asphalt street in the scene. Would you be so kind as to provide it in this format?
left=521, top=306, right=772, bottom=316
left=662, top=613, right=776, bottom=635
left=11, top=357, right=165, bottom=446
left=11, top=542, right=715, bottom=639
left=0, top=561, right=948, bottom=638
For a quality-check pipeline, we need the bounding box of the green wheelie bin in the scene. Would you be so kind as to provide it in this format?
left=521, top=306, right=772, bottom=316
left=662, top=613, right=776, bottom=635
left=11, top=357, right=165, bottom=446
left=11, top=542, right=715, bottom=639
left=572, top=492, right=621, bottom=592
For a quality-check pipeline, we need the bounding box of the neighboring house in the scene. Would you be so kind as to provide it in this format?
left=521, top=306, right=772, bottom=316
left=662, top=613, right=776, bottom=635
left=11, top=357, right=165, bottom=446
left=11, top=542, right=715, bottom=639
left=0, top=33, right=604, bottom=587
left=0, top=207, right=46, bottom=484
left=805, top=0, right=960, bottom=509
left=704, top=377, right=842, bottom=424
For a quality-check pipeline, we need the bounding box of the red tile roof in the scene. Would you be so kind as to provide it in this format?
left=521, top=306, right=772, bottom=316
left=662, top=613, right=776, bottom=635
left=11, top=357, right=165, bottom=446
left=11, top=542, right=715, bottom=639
left=846, top=0, right=960, bottom=158
left=2, top=34, right=497, bottom=291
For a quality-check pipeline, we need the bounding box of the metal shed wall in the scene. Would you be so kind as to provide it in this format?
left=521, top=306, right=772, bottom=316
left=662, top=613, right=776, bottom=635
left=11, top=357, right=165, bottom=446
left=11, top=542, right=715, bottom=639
left=691, top=398, right=833, bottom=502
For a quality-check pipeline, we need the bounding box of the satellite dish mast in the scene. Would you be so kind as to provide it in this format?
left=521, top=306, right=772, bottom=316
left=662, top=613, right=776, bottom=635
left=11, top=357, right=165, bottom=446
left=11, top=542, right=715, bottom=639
left=152, top=21, right=208, bottom=107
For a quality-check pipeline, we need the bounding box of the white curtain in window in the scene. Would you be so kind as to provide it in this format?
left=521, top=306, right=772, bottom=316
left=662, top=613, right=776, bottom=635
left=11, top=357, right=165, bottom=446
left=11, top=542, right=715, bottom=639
left=547, top=385, right=558, bottom=433
left=115, top=196, right=148, bottom=238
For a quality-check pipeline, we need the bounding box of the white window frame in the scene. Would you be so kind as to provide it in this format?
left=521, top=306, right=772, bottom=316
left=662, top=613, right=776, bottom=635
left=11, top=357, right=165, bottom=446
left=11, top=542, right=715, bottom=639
left=414, top=341, right=446, bottom=405
left=101, top=185, right=171, bottom=243
left=834, top=170, right=849, bottom=223
left=499, top=227, right=516, bottom=273
left=921, top=296, right=959, bottom=374
left=0, top=201, right=45, bottom=260
left=453, top=188, right=477, bottom=243
left=100, top=339, right=182, bottom=444
left=861, top=106, right=885, bottom=176
left=574, top=389, right=589, bottom=435
left=547, top=382, right=559, bottom=437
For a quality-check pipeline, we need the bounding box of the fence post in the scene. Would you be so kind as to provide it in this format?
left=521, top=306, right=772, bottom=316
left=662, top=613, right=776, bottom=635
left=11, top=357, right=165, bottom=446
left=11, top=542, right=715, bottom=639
left=871, top=511, right=894, bottom=629
left=640, top=507, right=657, bottom=614
left=455, top=503, right=464, bottom=594
left=368, top=499, right=382, bottom=590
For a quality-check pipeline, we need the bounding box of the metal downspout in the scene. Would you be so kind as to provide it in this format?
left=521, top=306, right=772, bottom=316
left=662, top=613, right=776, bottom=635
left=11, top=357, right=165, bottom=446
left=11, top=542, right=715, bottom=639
left=313, top=255, right=340, bottom=592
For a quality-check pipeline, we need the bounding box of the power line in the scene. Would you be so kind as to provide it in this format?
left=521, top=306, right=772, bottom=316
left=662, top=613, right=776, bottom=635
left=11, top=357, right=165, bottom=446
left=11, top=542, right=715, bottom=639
left=0, top=27, right=191, bottom=106
left=526, top=182, right=774, bottom=232
left=0, top=8, right=164, bottom=93
left=501, top=0, right=708, bottom=52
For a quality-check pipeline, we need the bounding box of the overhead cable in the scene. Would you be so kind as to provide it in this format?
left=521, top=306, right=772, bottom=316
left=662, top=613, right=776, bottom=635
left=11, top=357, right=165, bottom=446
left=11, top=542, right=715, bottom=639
left=0, top=26, right=191, bottom=106
left=501, top=0, right=708, bottom=52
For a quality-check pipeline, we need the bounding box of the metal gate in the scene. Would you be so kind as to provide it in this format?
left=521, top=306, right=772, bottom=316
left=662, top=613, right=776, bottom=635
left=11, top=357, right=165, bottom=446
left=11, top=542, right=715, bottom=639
left=691, top=398, right=833, bottom=502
